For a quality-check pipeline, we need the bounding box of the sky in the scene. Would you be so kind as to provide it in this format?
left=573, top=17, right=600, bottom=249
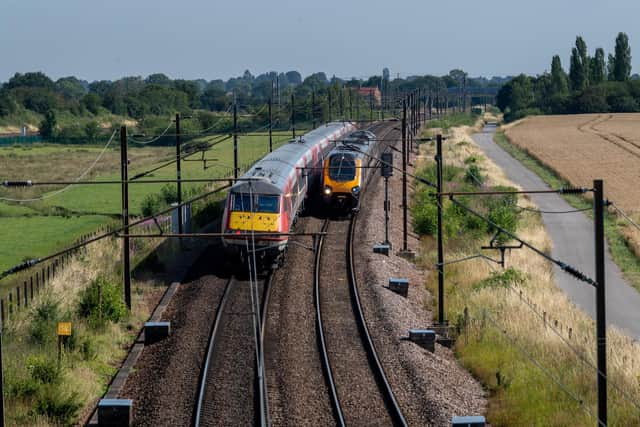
left=2, top=0, right=640, bottom=83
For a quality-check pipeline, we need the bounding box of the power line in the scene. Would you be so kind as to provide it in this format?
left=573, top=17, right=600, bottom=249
left=0, top=129, right=118, bottom=203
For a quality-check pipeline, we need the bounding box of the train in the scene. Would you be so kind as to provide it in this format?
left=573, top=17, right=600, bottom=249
left=221, top=121, right=356, bottom=265
left=321, top=129, right=380, bottom=211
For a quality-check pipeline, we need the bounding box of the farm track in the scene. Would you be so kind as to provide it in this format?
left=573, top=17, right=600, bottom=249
left=195, top=272, right=272, bottom=426
left=315, top=214, right=407, bottom=426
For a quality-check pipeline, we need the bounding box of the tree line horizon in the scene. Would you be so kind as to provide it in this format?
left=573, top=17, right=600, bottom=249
left=497, top=32, right=640, bottom=121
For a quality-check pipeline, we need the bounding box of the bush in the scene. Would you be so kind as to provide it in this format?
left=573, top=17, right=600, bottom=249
left=141, top=193, right=163, bottom=216
left=29, top=299, right=60, bottom=345
left=27, top=354, right=60, bottom=385
left=473, top=267, right=527, bottom=290
left=464, top=164, right=485, bottom=186
left=34, top=385, right=82, bottom=426
left=77, top=276, right=127, bottom=325
left=160, top=184, right=178, bottom=204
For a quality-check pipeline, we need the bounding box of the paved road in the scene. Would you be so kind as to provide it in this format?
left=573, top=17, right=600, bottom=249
left=473, top=124, right=640, bottom=340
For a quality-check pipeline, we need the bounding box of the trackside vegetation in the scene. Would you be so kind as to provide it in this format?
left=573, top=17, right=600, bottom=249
left=412, top=124, right=640, bottom=425
left=493, top=130, right=640, bottom=293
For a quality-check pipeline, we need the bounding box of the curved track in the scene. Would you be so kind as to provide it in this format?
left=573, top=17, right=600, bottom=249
left=194, top=272, right=273, bottom=426
left=314, top=215, right=407, bottom=426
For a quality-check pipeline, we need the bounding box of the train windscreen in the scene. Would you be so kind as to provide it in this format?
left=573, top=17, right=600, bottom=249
left=328, top=154, right=356, bottom=181
left=231, top=193, right=280, bottom=213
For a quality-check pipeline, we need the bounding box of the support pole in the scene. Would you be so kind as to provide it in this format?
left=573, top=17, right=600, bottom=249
left=436, top=134, right=445, bottom=325
left=594, top=179, right=607, bottom=426
left=175, top=113, right=183, bottom=235
left=328, top=90, right=332, bottom=122
left=384, top=177, right=390, bottom=246
left=291, top=94, right=296, bottom=139
left=312, top=90, right=316, bottom=129
left=401, top=101, right=408, bottom=252
left=268, top=97, right=273, bottom=152
left=233, top=95, right=238, bottom=179
left=0, top=328, right=5, bottom=427
left=120, top=126, right=131, bottom=310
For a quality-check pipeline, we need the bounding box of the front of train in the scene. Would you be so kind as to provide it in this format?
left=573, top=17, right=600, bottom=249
left=322, top=130, right=375, bottom=211
left=221, top=179, right=288, bottom=264
left=322, top=148, right=362, bottom=210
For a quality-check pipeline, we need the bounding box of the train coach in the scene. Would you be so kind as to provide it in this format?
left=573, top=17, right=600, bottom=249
left=221, top=121, right=356, bottom=265
left=321, top=129, right=381, bottom=211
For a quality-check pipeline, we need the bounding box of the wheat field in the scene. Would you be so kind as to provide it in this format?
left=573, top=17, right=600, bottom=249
left=505, top=113, right=640, bottom=213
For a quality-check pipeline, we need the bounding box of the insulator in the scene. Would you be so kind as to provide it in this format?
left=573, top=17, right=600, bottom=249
left=558, top=187, right=588, bottom=194
left=2, top=180, right=33, bottom=187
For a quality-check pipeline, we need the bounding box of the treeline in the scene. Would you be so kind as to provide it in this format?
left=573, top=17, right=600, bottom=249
left=497, top=32, right=639, bottom=121
left=0, top=68, right=504, bottom=141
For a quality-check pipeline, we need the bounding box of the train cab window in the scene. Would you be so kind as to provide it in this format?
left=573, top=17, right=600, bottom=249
left=256, top=195, right=280, bottom=213
left=329, top=154, right=356, bottom=181
left=231, top=193, right=280, bottom=213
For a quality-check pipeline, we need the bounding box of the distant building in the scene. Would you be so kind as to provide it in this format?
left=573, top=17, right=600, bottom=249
left=358, top=87, right=382, bottom=106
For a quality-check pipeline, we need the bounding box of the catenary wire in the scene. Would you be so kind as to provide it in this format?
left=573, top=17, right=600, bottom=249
left=0, top=129, right=118, bottom=202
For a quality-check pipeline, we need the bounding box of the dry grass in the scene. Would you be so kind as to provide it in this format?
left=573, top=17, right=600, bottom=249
left=504, top=113, right=640, bottom=213
left=3, top=234, right=161, bottom=426
left=417, top=121, right=640, bottom=425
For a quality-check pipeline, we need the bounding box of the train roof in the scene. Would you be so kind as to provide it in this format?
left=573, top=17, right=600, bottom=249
left=231, top=121, right=356, bottom=194
left=328, top=130, right=377, bottom=160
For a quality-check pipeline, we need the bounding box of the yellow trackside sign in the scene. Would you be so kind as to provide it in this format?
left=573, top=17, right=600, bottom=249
left=57, top=322, right=72, bottom=336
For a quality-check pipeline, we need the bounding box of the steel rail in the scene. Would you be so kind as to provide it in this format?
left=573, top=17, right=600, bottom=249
left=346, top=214, right=408, bottom=427
left=194, top=277, right=234, bottom=426
left=258, top=272, right=274, bottom=427
left=313, top=219, right=347, bottom=427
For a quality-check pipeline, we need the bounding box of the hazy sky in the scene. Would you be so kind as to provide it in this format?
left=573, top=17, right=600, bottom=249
left=2, top=0, right=640, bottom=82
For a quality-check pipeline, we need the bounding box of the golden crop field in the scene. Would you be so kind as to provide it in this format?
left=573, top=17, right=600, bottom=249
left=505, top=113, right=640, bottom=213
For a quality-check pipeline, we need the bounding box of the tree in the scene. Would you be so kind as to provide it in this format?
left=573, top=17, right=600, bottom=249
left=55, top=76, right=87, bottom=100
left=84, top=120, right=101, bottom=142
left=285, top=71, right=302, bottom=85
left=81, top=93, right=102, bottom=115
left=607, top=54, right=616, bottom=80
left=612, top=32, right=632, bottom=81
left=569, top=37, right=589, bottom=91
left=6, top=72, right=54, bottom=90
left=145, top=73, right=172, bottom=86
left=39, top=110, right=57, bottom=138
left=550, top=55, right=569, bottom=95
left=590, top=48, right=606, bottom=83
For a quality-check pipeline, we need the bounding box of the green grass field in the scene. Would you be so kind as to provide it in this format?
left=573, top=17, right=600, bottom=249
left=0, top=131, right=293, bottom=273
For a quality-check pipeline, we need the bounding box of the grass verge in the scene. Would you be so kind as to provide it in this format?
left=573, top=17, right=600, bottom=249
left=426, top=112, right=481, bottom=132
left=493, top=131, right=640, bottom=292
left=413, top=127, right=640, bottom=426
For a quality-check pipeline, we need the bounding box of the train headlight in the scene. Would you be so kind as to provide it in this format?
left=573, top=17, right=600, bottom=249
left=324, top=186, right=332, bottom=195
left=351, top=186, right=360, bottom=194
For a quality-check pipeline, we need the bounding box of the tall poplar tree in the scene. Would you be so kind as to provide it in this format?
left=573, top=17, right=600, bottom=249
left=613, top=32, right=632, bottom=81
left=590, top=48, right=606, bottom=83
left=569, top=37, right=589, bottom=90
left=550, top=55, right=569, bottom=94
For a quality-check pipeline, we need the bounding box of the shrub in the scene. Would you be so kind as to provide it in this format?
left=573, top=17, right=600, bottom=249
left=29, top=299, right=60, bottom=345
left=160, top=184, right=178, bottom=204
left=26, top=354, right=60, bottom=385
left=464, top=164, right=485, bottom=186
left=473, top=267, right=527, bottom=290
left=141, top=193, right=163, bottom=217
left=77, top=276, right=127, bottom=325
left=34, top=385, right=82, bottom=426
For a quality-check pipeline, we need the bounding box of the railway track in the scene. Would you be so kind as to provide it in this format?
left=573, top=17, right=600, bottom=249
left=194, top=271, right=273, bottom=426
left=314, top=214, right=407, bottom=426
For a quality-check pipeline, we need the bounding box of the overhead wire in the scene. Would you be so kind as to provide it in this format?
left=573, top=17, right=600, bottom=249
left=0, top=129, right=118, bottom=203
left=128, top=121, right=174, bottom=145
left=610, top=202, right=640, bottom=232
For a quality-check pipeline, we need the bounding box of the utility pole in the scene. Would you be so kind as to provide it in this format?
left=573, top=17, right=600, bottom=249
left=312, top=90, right=316, bottom=129
left=175, top=113, right=183, bottom=235
left=328, top=90, right=332, bottom=122
left=120, top=126, right=131, bottom=310
left=401, top=100, right=408, bottom=252
left=348, top=89, right=353, bottom=121
left=0, top=327, right=5, bottom=427
left=268, top=97, right=273, bottom=152
left=370, top=90, right=373, bottom=122
left=356, top=89, right=360, bottom=122
left=594, top=179, right=607, bottom=426
left=339, top=88, right=344, bottom=119
left=291, top=94, right=296, bottom=139
left=233, top=94, right=238, bottom=179
left=436, top=134, right=445, bottom=325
